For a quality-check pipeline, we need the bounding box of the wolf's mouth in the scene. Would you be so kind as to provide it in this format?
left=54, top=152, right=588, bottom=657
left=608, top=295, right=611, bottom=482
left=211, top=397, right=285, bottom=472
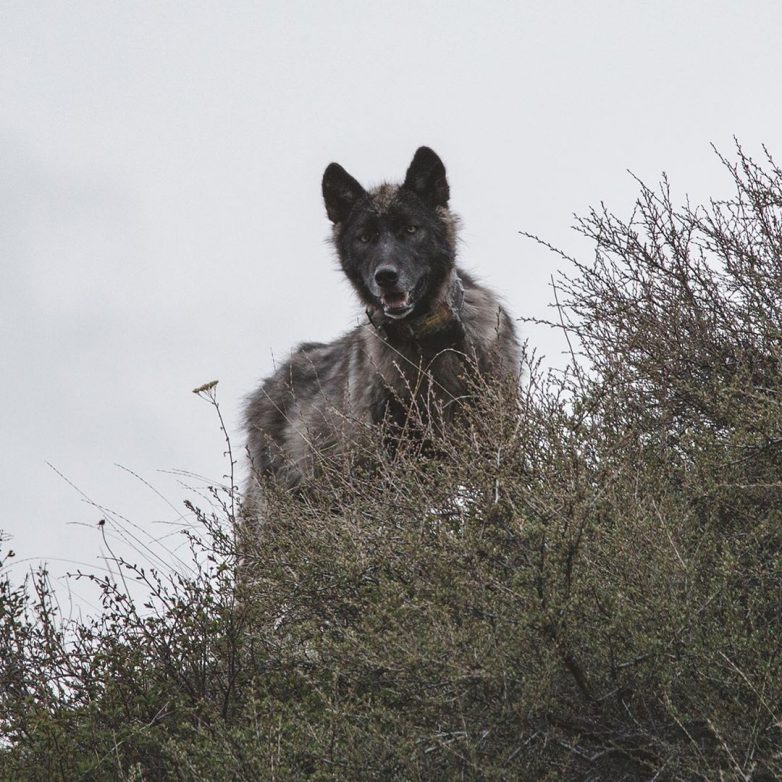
left=380, top=276, right=429, bottom=320
left=381, top=291, right=414, bottom=319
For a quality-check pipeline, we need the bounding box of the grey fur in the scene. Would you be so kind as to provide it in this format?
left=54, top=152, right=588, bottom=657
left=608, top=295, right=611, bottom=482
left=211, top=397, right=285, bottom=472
left=243, top=148, right=520, bottom=514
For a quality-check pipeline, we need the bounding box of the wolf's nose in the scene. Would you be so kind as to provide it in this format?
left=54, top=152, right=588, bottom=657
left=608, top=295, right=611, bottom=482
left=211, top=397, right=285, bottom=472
left=374, top=266, right=399, bottom=288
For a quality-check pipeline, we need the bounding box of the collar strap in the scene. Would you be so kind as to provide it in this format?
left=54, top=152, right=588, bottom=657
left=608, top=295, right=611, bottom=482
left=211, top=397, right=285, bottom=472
left=366, top=274, right=465, bottom=339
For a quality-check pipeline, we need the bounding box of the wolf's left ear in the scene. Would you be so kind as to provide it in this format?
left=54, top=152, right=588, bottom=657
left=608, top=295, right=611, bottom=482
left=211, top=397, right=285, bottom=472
left=403, top=146, right=449, bottom=208
left=322, top=163, right=366, bottom=224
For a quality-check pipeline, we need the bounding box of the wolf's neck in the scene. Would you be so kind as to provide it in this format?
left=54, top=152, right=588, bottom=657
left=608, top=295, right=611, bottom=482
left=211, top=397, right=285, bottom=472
left=366, top=271, right=465, bottom=342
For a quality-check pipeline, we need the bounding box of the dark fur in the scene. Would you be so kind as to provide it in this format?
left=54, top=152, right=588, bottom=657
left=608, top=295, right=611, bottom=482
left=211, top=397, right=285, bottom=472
left=243, top=147, right=520, bottom=510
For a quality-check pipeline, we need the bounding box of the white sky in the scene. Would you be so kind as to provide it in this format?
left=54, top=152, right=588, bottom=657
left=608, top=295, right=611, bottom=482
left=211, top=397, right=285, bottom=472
left=2, top=1, right=781, bottom=606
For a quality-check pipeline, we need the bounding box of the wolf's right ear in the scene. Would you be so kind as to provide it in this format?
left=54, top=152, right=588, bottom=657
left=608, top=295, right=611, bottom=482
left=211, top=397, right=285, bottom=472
left=322, top=163, right=365, bottom=224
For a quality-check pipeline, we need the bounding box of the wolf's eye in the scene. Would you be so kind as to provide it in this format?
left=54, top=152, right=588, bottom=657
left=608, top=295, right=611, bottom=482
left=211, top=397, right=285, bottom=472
left=406, top=225, right=418, bottom=234
left=358, top=232, right=373, bottom=243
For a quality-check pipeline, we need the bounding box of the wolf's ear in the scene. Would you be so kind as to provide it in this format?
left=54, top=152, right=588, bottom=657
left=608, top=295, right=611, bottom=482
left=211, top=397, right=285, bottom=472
left=403, top=146, right=449, bottom=208
left=322, top=163, right=365, bottom=224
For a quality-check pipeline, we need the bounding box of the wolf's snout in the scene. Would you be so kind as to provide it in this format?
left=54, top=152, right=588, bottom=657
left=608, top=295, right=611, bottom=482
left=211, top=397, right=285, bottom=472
left=374, top=266, right=400, bottom=288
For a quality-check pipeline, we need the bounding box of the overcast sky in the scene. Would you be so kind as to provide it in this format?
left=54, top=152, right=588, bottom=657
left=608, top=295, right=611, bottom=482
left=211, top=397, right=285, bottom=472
left=2, top=1, right=781, bottom=607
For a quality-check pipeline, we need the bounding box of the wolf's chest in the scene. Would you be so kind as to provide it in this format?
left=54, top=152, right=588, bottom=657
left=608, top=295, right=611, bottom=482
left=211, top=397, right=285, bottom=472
left=361, top=337, right=473, bottom=427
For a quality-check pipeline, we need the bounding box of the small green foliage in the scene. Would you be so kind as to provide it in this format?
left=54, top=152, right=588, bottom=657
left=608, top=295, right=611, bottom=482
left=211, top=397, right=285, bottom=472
left=2, top=143, right=782, bottom=780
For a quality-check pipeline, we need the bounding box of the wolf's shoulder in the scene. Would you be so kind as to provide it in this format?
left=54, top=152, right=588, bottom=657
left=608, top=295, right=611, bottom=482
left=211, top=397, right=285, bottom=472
left=458, top=268, right=506, bottom=309
left=264, top=326, right=367, bottom=386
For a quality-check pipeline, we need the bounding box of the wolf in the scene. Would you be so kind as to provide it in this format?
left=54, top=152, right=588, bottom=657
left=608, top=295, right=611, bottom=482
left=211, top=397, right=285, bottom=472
left=243, top=147, right=520, bottom=511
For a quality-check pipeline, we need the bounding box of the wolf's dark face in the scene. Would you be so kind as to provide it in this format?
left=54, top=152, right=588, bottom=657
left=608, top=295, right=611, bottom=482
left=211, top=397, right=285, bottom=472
left=322, top=147, right=457, bottom=320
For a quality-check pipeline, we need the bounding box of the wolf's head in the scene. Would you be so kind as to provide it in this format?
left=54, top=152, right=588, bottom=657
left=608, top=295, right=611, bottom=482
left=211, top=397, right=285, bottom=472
left=322, top=147, right=459, bottom=322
